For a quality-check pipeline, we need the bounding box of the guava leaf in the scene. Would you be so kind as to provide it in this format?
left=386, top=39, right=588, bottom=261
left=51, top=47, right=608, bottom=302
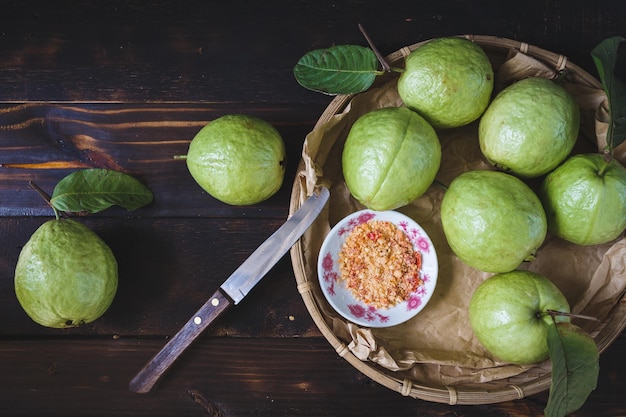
left=293, top=45, right=380, bottom=95
left=51, top=169, right=153, bottom=213
left=544, top=321, right=600, bottom=417
left=591, top=36, right=626, bottom=150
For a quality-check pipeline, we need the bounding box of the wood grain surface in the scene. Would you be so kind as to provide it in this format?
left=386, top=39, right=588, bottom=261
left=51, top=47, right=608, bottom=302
left=0, top=1, right=625, bottom=416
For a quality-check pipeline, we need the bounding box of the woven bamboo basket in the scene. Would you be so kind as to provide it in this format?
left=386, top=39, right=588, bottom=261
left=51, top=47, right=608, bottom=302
left=289, top=35, right=626, bottom=405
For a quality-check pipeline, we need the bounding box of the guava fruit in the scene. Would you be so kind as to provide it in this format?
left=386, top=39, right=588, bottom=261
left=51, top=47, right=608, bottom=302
left=440, top=170, right=547, bottom=273
left=479, top=77, right=580, bottom=178
left=341, top=106, right=441, bottom=211
left=14, top=218, right=118, bottom=328
left=469, top=270, right=570, bottom=364
left=397, top=37, right=494, bottom=129
left=186, top=114, right=286, bottom=205
left=539, top=153, right=626, bottom=245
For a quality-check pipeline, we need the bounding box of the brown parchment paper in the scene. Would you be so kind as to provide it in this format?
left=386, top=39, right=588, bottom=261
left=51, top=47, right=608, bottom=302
left=295, top=45, right=626, bottom=387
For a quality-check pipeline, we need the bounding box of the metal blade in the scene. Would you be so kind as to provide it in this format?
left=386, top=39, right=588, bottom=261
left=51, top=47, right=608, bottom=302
left=220, top=186, right=329, bottom=304
left=129, top=186, right=329, bottom=393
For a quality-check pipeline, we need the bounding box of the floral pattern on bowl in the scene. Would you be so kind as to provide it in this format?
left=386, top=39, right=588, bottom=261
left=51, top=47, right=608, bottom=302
left=318, top=209, right=438, bottom=328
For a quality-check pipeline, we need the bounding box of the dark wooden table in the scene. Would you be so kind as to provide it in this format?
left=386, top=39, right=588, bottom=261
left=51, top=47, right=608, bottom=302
left=1, top=1, right=624, bottom=416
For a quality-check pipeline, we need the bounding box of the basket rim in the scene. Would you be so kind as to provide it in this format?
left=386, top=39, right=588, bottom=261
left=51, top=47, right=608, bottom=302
left=289, top=34, right=626, bottom=405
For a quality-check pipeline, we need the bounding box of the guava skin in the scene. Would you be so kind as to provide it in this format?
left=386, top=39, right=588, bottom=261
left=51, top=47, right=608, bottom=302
left=341, top=106, right=442, bottom=211
left=14, top=219, right=118, bottom=329
left=479, top=77, right=580, bottom=178
left=540, top=153, right=626, bottom=246
left=440, top=170, right=547, bottom=273
left=186, top=114, right=286, bottom=206
left=397, top=37, right=494, bottom=129
left=469, top=270, right=570, bottom=365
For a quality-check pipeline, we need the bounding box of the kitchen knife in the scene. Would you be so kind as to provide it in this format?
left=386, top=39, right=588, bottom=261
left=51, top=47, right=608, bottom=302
left=128, top=186, right=329, bottom=393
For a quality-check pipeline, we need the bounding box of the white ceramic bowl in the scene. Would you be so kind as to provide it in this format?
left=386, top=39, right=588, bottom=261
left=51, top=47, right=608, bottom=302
left=317, top=209, right=438, bottom=328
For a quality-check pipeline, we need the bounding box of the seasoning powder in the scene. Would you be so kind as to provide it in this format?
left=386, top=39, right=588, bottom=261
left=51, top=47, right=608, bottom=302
left=338, top=220, right=422, bottom=309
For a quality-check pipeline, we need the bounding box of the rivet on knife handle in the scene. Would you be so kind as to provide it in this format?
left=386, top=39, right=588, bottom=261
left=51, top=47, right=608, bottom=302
left=128, top=289, right=232, bottom=393
left=128, top=186, right=330, bottom=393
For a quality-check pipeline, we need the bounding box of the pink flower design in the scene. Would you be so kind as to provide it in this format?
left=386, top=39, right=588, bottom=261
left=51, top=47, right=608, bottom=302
left=365, top=306, right=378, bottom=321
left=398, top=221, right=420, bottom=242
left=322, top=252, right=334, bottom=271
left=327, top=281, right=335, bottom=295
left=348, top=304, right=366, bottom=318
left=346, top=304, right=390, bottom=323
left=339, top=211, right=377, bottom=236
left=378, top=313, right=390, bottom=323
left=323, top=270, right=338, bottom=284
left=417, top=236, right=430, bottom=253
left=356, top=211, right=376, bottom=225
left=407, top=295, right=422, bottom=311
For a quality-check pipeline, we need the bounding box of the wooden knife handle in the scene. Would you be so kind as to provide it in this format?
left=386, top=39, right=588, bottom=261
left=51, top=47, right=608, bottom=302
left=128, top=289, right=232, bottom=393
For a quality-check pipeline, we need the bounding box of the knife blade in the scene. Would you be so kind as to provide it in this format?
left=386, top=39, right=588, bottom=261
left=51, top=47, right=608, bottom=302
left=128, top=186, right=329, bottom=393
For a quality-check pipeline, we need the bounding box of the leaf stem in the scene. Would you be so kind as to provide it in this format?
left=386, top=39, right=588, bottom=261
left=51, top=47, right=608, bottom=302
left=29, top=180, right=52, bottom=204
left=598, top=146, right=613, bottom=176
left=358, top=23, right=391, bottom=72
left=546, top=309, right=600, bottom=322
left=29, top=181, right=67, bottom=219
left=598, top=159, right=610, bottom=176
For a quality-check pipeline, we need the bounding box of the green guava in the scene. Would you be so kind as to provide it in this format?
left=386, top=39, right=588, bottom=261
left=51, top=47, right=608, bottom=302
left=397, top=37, right=494, bottom=129
left=540, top=153, right=626, bottom=245
left=440, top=170, right=547, bottom=273
left=469, top=270, right=570, bottom=364
left=479, top=77, right=580, bottom=178
left=14, top=218, right=118, bottom=328
left=341, top=106, right=441, bottom=211
left=186, top=114, right=286, bottom=206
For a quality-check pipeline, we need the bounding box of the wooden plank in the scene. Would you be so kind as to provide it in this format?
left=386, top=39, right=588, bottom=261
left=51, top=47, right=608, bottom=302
left=0, top=103, right=323, bottom=218
left=0, top=217, right=320, bottom=338
left=0, top=335, right=624, bottom=417
left=0, top=1, right=624, bottom=102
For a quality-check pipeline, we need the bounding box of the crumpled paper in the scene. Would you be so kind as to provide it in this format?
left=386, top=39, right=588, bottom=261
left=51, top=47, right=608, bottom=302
left=295, top=43, right=626, bottom=387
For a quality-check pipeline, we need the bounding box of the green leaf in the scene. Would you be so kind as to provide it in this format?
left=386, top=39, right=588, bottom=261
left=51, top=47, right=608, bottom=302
left=591, top=36, right=626, bottom=150
left=545, top=321, right=600, bottom=417
left=51, top=169, right=153, bottom=214
left=293, top=45, right=380, bottom=95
